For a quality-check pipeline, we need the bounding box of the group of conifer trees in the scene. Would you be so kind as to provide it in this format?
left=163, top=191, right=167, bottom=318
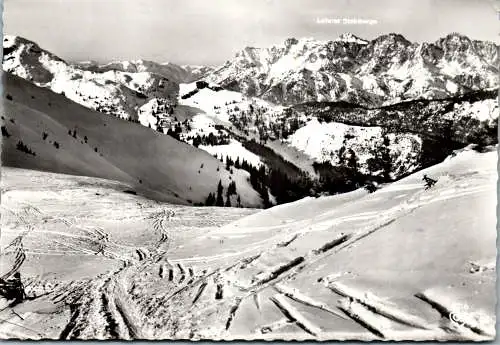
left=205, top=180, right=240, bottom=207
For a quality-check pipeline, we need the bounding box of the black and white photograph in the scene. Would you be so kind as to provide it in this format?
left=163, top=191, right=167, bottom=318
left=0, top=0, right=498, bottom=341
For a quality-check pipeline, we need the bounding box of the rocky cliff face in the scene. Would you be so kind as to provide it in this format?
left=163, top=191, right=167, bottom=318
left=205, top=33, right=498, bottom=106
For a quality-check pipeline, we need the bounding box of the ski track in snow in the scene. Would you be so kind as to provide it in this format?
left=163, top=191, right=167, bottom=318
left=0, top=148, right=496, bottom=340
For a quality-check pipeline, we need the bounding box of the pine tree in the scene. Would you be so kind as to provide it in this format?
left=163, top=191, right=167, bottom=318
left=205, top=192, right=216, bottom=206
left=367, top=135, right=392, bottom=181
left=337, top=146, right=347, bottom=165
left=216, top=180, right=224, bottom=206
left=227, top=181, right=237, bottom=196
left=175, top=123, right=182, bottom=134
left=1, top=126, right=11, bottom=138
left=380, top=135, right=392, bottom=180
left=347, top=149, right=359, bottom=172
left=193, top=135, right=201, bottom=147
left=225, top=195, right=231, bottom=207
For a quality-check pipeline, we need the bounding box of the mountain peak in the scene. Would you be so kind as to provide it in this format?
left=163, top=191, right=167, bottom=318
left=443, top=32, right=472, bottom=40
left=436, top=32, right=473, bottom=46
left=3, top=35, right=43, bottom=52
left=336, top=33, right=368, bottom=44
left=283, top=37, right=322, bottom=49
left=435, top=32, right=475, bottom=54
left=284, top=37, right=299, bottom=48
left=373, top=33, right=411, bottom=45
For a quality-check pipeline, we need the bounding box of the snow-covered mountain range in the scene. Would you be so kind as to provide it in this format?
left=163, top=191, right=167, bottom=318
left=206, top=33, right=498, bottom=106
left=3, top=35, right=179, bottom=122
left=2, top=32, right=498, bottom=206
left=76, top=59, right=214, bottom=84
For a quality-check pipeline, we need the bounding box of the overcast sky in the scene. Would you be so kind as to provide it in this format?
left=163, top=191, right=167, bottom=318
left=4, top=0, right=499, bottom=66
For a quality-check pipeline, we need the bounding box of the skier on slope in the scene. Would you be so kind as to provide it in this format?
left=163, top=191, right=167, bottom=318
left=422, top=174, right=438, bottom=190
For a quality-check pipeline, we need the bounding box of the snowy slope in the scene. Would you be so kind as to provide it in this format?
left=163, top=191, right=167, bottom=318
left=2, top=72, right=263, bottom=207
left=0, top=145, right=495, bottom=340
left=444, top=98, right=498, bottom=123
left=199, top=139, right=264, bottom=167
left=131, top=146, right=497, bottom=341
left=287, top=119, right=421, bottom=177
left=179, top=82, right=283, bottom=124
